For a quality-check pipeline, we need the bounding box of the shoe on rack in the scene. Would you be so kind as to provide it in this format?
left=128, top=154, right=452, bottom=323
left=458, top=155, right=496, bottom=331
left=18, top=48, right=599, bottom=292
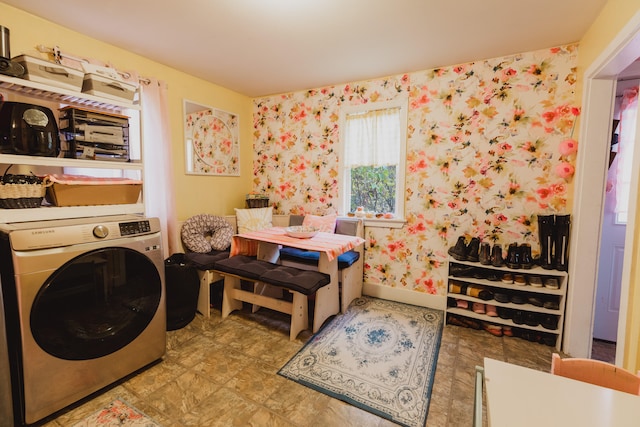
left=543, top=277, right=560, bottom=290
left=512, top=310, right=525, bottom=324
left=529, top=276, right=543, bottom=287
left=448, top=281, right=467, bottom=294
left=514, top=274, right=527, bottom=286
left=479, top=242, right=492, bottom=265
left=502, top=326, right=514, bottom=337
left=456, top=299, right=469, bottom=309
left=538, top=214, right=556, bottom=270
left=541, top=333, right=557, bottom=347
left=497, top=307, right=513, bottom=319
left=524, top=312, right=539, bottom=327
left=485, top=304, right=498, bottom=317
left=520, top=243, right=533, bottom=269
left=467, top=237, right=481, bottom=262
left=448, top=236, right=468, bottom=261
left=483, top=322, right=503, bottom=337
left=491, top=245, right=504, bottom=267
left=541, top=315, right=559, bottom=330
left=472, top=302, right=486, bottom=314
left=494, top=292, right=511, bottom=303
left=543, top=299, right=560, bottom=310
left=501, top=273, right=514, bottom=284
left=466, top=285, right=493, bottom=301
left=527, top=296, right=544, bottom=307
left=449, top=264, right=474, bottom=277
left=510, top=294, right=526, bottom=305
left=486, top=271, right=501, bottom=281
left=506, top=243, right=521, bottom=269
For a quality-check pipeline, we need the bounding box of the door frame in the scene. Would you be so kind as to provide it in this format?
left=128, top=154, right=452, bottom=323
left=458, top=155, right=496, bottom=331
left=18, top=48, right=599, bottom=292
left=566, top=11, right=640, bottom=362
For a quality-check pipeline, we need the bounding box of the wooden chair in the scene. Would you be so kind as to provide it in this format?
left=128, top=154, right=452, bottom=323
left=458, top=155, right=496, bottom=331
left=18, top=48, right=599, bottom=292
left=551, top=353, right=640, bottom=395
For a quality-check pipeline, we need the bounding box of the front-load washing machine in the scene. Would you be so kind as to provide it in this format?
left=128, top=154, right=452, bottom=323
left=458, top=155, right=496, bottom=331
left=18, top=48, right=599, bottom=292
left=0, top=215, right=165, bottom=425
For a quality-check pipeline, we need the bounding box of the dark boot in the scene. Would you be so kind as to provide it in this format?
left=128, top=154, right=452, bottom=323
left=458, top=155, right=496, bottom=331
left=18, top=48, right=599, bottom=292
left=466, top=237, right=480, bottom=262
left=448, top=236, right=468, bottom=261
left=506, top=243, right=521, bottom=269
left=537, top=215, right=555, bottom=270
left=554, top=215, right=571, bottom=271
left=520, top=243, right=533, bottom=269
left=479, top=242, right=491, bottom=265
left=491, top=245, right=504, bottom=267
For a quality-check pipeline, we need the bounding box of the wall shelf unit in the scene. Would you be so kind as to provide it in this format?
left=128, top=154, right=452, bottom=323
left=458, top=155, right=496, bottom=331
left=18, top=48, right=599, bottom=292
left=0, top=74, right=143, bottom=223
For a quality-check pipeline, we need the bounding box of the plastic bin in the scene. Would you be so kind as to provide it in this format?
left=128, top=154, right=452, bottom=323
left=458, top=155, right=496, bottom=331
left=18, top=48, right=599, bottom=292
left=165, top=253, right=200, bottom=331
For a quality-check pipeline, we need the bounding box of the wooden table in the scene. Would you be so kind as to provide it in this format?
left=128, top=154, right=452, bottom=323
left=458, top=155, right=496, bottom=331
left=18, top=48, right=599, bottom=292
left=483, top=357, right=640, bottom=427
left=231, top=227, right=365, bottom=332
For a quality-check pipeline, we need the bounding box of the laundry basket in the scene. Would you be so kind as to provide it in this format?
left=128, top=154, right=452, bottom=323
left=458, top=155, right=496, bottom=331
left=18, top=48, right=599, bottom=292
left=164, top=253, right=200, bottom=331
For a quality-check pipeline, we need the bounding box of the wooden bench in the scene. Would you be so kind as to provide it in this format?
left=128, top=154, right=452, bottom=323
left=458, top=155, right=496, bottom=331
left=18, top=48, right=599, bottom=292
left=181, top=214, right=364, bottom=317
left=213, top=255, right=331, bottom=340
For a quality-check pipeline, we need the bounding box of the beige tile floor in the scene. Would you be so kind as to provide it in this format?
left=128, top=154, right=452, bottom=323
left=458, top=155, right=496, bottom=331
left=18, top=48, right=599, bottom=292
left=40, top=302, right=570, bottom=427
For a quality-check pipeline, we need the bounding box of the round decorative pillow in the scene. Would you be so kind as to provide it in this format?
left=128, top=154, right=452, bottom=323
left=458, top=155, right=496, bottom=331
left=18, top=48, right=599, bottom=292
left=181, top=214, right=234, bottom=253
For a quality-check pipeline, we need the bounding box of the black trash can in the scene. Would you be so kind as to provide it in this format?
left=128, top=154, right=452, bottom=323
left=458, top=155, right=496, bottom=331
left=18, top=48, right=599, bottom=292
left=165, top=253, right=200, bottom=331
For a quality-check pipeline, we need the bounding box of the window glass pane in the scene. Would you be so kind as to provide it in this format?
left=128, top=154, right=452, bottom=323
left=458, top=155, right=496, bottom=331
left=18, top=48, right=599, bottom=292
left=350, top=165, right=397, bottom=213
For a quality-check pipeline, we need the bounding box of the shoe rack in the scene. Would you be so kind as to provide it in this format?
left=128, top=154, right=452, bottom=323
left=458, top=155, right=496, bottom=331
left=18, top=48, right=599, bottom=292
left=446, top=258, right=568, bottom=350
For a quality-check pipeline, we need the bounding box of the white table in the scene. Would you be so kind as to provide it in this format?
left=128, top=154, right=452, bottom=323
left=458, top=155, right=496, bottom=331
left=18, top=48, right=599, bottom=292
left=483, top=357, right=640, bottom=426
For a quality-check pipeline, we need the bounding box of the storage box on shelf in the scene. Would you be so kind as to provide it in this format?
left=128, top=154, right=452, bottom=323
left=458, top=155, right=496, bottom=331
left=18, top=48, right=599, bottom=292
left=0, top=73, right=142, bottom=223
left=446, top=257, right=568, bottom=350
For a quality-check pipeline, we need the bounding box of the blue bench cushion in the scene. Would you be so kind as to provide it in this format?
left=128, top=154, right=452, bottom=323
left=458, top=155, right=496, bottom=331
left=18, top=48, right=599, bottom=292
left=213, top=255, right=278, bottom=280
left=279, top=247, right=360, bottom=269
left=259, top=266, right=330, bottom=295
left=184, top=250, right=230, bottom=270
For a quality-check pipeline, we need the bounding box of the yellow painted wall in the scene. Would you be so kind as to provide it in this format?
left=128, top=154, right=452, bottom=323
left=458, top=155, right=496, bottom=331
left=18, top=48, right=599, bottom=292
left=577, top=0, right=640, bottom=372
left=0, top=3, right=254, bottom=222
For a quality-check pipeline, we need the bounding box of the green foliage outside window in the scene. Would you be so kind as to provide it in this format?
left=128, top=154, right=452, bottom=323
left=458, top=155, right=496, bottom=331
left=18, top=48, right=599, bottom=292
left=350, top=165, right=396, bottom=213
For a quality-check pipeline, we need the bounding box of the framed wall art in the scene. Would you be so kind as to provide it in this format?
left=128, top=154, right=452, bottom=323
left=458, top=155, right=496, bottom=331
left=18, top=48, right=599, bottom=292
left=184, top=100, right=239, bottom=176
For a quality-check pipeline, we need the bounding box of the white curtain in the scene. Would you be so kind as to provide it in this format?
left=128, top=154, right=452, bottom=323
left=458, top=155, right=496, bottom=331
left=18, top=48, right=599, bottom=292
left=140, top=79, right=178, bottom=258
left=615, top=87, right=638, bottom=220
left=343, top=107, right=401, bottom=167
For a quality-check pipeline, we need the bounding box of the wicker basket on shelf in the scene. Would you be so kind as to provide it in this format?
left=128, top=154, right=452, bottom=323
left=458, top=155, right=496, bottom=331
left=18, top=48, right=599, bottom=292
left=0, top=165, right=49, bottom=209
left=245, top=193, right=270, bottom=209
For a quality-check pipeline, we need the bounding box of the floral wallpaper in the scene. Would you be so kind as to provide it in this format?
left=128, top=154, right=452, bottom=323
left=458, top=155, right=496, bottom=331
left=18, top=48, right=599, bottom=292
left=252, top=45, right=579, bottom=297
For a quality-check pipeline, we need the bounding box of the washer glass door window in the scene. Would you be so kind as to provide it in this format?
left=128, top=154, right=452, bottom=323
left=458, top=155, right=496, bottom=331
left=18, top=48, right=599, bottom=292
left=30, top=247, right=162, bottom=360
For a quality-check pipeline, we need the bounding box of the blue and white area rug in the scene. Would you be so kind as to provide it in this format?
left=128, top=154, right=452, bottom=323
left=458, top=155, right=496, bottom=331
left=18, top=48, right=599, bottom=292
left=279, top=297, right=443, bottom=427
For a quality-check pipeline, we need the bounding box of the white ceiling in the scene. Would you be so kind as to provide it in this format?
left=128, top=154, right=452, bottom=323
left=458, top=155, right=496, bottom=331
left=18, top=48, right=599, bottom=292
left=4, top=0, right=609, bottom=97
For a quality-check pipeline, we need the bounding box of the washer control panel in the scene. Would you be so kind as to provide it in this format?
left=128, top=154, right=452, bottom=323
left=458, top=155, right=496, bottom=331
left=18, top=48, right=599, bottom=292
left=119, top=220, right=152, bottom=236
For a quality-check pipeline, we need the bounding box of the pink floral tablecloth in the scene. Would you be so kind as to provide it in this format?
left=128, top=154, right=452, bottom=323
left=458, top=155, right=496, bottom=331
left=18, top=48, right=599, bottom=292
left=231, top=227, right=365, bottom=261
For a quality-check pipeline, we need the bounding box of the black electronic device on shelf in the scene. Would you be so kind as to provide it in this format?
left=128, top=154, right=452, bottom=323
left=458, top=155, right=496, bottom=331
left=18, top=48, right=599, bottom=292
left=59, top=107, right=130, bottom=161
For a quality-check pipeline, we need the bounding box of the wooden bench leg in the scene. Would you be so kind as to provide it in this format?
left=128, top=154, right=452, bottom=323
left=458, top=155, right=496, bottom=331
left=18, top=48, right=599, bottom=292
left=290, top=291, right=308, bottom=340
left=339, top=261, right=363, bottom=313
left=313, top=255, right=340, bottom=332
left=221, top=275, right=244, bottom=318
left=196, top=270, right=213, bottom=318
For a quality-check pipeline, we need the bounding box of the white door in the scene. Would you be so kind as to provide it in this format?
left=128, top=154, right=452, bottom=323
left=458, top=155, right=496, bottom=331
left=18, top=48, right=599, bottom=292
left=593, top=180, right=626, bottom=342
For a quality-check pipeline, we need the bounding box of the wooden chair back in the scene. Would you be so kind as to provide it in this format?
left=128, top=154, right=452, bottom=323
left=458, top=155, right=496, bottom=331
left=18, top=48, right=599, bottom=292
left=551, top=353, right=640, bottom=395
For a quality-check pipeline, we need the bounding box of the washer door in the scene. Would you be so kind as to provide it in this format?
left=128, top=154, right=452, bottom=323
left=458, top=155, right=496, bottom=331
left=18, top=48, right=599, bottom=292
left=30, top=247, right=161, bottom=360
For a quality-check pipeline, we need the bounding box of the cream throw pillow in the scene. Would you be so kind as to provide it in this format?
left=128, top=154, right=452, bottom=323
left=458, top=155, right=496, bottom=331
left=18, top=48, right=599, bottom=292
left=302, top=214, right=337, bottom=233
left=235, top=207, right=273, bottom=233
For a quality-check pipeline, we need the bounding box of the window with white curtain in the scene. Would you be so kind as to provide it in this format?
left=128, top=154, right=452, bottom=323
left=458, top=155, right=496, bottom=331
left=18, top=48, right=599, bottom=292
left=339, top=99, right=407, bottom=218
